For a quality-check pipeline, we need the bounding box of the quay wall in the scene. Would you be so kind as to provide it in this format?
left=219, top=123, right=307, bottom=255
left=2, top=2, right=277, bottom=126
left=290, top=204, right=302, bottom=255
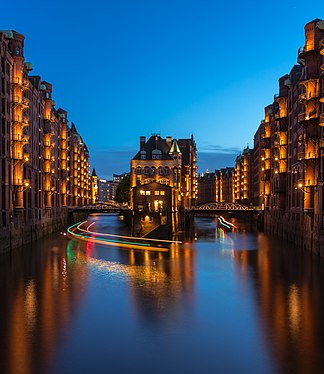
left=0, top=209, right=89, bottom=255
left=263, top=211, right=324, bottom=257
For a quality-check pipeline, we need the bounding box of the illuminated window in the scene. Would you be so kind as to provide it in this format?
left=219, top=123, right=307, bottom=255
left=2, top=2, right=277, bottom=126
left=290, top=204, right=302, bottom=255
left=160, top=191, right=165, bottom=195
left=140, top=190, right=145, bottom=195
left=154, top=191, right=159, bottom=195
left=158, top=179, right=169, bottom=185
left=145, top=191, right=150, bottom=195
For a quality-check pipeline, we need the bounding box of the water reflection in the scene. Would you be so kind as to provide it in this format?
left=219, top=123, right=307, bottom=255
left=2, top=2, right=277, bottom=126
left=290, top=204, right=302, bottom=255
left=0, top=237, right=88, bottom=374
left=0, top=215, right=324, bottom=374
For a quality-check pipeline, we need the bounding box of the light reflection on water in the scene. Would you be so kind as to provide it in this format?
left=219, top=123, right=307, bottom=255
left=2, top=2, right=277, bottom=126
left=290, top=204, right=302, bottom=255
left=1, top=214, right=324, bottom=374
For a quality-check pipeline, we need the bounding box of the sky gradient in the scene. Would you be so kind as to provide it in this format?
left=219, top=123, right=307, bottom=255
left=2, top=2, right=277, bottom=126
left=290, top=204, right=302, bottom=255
left=2, top=1, right=324, bottom=179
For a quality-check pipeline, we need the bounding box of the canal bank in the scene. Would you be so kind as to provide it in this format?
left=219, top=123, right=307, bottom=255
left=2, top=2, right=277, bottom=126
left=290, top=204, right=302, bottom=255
left=0, top=209, right=89, bottom=255
left=263, top=211, right=324, bottom=257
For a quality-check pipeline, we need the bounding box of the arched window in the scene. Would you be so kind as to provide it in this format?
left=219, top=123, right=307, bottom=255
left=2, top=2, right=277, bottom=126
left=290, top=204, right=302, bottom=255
left=144, top=166, right=150, bottom=175
left=173, top=167, right=177, bottom=182
left=151, top=166, right=156, bottom=175
left=164, top=166, right=170, bottom=175
left=136, top=166, right=142, bottom=175
left=158, top=166, right=163, bottom=175
left=158, top=179, right=169, bottom=185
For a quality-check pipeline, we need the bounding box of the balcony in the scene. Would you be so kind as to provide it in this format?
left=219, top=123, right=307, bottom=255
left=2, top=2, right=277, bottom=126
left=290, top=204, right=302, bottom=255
left=319, top=114, right=324, bottom=126
left=22, top=117, right=29, bottom=127
left=298, top=152, right=305, bottom=160
left=12, top=134, right=29, bottom=143
left=14, top=97, right=28, bottom=109
left=320, top=64, right=324, bottom=75
left=11, top=77, right=29, bottom=89
left=298, top=92, right=307, bottom=102
left=298, top=111, right=318, bottom=123
left=261, top=170, right=271, bottom=181
left=297, top=46, right=306, bottom=65
left=12, top=96, right=21, bottom=104
left=21, top=97, right=29, bottom=108
left=44, top=121, right=52, bottom=133
left=274, top=109, right=288, bottom=119
left=261, top=130, right=271, bottom=139
left=319, top=39, right=324, bottom=56
left=276, top=121, right=288, bottom=132
left=12, top=152, right=29, bottom=162
left=12, top=178, right=23, bottom=186
left=298, top=46, right=306, bottom=57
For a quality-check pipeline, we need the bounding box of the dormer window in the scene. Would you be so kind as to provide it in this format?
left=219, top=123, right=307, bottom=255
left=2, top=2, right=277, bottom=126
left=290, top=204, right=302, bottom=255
left=152, top=148, right=162, bottom=160
left=140, top=150, right=146, bottom=160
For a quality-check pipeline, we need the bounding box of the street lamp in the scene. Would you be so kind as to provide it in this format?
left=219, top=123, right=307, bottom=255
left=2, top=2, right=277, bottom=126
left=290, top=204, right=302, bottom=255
left=295, top=182, right=310, bottom=193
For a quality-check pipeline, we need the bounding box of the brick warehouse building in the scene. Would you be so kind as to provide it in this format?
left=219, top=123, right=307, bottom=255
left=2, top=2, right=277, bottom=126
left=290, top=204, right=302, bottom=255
left=130, top=134, right=197, bottom=236
left=0, top=30, right=91, bottom=253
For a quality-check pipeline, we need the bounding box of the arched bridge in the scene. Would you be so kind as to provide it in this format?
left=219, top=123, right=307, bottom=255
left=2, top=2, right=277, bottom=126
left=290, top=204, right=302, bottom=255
left=190, top=202, right=261, bottom=213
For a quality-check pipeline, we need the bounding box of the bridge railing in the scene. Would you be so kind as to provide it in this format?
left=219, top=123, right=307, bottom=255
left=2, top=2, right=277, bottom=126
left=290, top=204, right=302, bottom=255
left=191, top=202, right=260, bottom=211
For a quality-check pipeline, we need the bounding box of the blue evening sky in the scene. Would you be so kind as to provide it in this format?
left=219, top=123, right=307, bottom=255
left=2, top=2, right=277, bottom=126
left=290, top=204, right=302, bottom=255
left=1, top=1, right=323, bottom=179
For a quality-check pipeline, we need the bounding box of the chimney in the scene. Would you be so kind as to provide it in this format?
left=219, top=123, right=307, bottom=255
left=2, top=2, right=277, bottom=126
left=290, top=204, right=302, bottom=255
left=140, top=136, right=146, bottom=149
left=166, top=136, right=172, bottom=147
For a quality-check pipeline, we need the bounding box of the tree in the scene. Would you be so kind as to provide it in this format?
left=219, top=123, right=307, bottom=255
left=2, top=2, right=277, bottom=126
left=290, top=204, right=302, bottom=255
left=115, top=174, right=130, bottom=204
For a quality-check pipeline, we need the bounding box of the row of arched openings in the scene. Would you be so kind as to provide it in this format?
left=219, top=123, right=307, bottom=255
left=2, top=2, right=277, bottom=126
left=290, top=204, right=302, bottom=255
left=135, top=166, right=177, bottom=176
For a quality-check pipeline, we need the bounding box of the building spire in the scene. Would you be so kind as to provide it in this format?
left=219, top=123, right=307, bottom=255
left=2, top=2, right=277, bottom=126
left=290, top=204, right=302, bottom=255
left=169, top=139, right=181, bottom=154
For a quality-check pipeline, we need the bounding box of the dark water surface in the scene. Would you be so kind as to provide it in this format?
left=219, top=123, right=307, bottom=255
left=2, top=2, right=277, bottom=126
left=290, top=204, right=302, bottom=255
left=1, top=214, right=324, bottom=374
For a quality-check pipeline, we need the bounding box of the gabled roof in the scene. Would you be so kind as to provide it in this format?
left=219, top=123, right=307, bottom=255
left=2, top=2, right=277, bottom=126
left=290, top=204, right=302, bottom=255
left=132, top=135, right=173, bottom=160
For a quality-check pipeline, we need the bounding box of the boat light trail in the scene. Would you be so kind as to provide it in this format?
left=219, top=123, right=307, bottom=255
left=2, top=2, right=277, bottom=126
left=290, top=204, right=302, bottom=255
left=218, top=216, right=237, bottom=230
left=66, top=221, right=171, bottom=252
left=76, top=220, right=182, bottom=244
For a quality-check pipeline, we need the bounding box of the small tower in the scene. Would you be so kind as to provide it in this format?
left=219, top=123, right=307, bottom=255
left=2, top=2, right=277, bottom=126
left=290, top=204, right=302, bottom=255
left=169, top=139, right=182, bottom=187
left=91, top=168, right=98, bottom=204
left=169, top=139, right=182, bottom=166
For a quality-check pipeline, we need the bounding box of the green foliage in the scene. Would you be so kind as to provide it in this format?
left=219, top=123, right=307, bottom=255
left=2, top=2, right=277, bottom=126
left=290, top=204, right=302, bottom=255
left=115, top=174, right=130, bottom=203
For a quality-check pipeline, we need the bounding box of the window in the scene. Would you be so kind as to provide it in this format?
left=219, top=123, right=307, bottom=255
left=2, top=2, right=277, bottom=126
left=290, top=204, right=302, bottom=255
left=145, top=191, right=150, bottom=195
left=136, top=167, right=142, bottom=175
left=158, top=167, right=163, bottom=175
left=160, top=191, right=165, bottom=195
left=154, top=191, right=159, bottom=195
left=144, top=166, right=150, bottom=175
left=158, top=179, right=169, bottom=185
left=164, top=167, right=170, bottom=175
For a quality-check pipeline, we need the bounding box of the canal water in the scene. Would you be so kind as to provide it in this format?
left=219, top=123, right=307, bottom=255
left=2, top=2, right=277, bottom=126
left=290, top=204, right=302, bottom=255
left=1, top=213, right=324, bottom=374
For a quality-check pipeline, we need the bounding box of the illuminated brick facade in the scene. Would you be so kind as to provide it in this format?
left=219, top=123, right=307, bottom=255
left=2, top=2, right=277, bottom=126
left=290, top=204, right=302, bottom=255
left=252, top=19, right=324, bottom=253
left=130, top=134, right=197, bottom=234
left=0, top=30, right=90, bottom=249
